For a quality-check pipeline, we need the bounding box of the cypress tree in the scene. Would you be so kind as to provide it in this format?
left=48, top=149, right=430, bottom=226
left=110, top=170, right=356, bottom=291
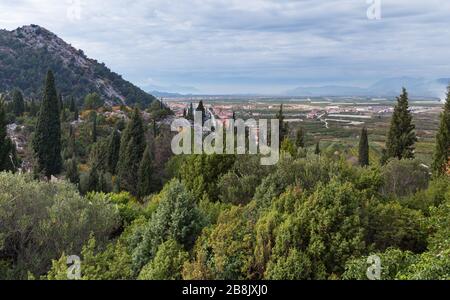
left=58, top=93, right=64, bottom=114
left=432, top=86, right=450, bottom=175
left=386, top=88, right=417, bottom=160
left=67, top=125, right=77, bottom=158
left=138, top=145, right=157, bottom=198
left=0, top=101, right=8, bottom=169
left=295, top=127, right=305, bottom=148
left=315, top=141, right=321, bottom=155
left=0, top=101, right=16, bottom=172
left=33, top=70, right=62, bottom=178
left=117, top=108, right=146, bottom=195
left=152, top=119, right=158, bottom=138
left=276, top=104, right=289, bottom=142
left=187, top=103, right=194, bottom=121
left=196, top=101, right=206, bottom=124
left=74, top=105, right=79, bottom=121
left=69, top=97, right=76, bottom=112
left=13, top=89, right=25, bottom=117
left=91, top=112, right=97, bottom=143
left=107, top=126, right=121, bottom=174
left=358, top=127, right=369, bottom=167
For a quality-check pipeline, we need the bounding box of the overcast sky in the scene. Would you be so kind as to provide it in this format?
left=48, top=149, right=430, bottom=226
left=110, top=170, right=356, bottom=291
left=0, top=0, right=449, bottom=94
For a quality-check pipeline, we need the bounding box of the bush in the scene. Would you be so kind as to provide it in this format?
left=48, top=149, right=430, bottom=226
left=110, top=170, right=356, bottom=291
left=131, top=180, right=204, bottom=273
left=381, top=159, right=430, bottom=197
left=0, top=172, right=120, bottom=279
left=138, top=239, right=188, bottom=280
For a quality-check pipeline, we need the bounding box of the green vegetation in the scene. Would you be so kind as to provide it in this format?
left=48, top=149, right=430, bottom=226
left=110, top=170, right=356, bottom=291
left=0, top=72, right=449, bottom=281
left=0, top=102, right=17, bottom=172
left=432, top=87, right=450, bottom=175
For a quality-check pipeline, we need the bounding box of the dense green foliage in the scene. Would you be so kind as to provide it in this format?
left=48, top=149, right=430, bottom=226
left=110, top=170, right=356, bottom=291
left=131, top=180, right=203, bottom=272
left=84, top=93, right=104, bottom=110
left=0, top=173, right=120, bottom=279
left=0, top=69, right=448, bottom=281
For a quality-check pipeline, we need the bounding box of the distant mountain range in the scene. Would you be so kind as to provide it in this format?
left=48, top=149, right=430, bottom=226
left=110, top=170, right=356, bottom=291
left=0, top=25, right=156, bottom=105
left=285, top=77, right=449, bottom=99
left=150, top=90, right=190, bottom=98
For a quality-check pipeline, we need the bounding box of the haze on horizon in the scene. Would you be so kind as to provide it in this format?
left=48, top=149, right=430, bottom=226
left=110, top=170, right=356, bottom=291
left=0, top=0, right=449, bottom=95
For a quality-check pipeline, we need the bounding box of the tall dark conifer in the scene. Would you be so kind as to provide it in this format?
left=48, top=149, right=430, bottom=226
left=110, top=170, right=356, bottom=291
left=117, top=108, right=146, bottom=195
left=276, top=104, right=289, bottom=142
left=432, top=86, right=450, bottom=175
left=187, top=103, right=194, bottom=121
left=58, top=93, right=64, bottom=113
left=67, top=125, right=77, bottom=158
left=138, top=145, right=157, bottom=198
left=0, top=101, right=16, bottom=172
left=69, top=97, right=76, bottom=112
left=196, top=101, right=206, bottom=124
left=315, top=141, right=321, bottom=155
left=33, top=70, right=62, bottom=178
left=91, top=112, right=97, bottom=143
left=386, top=88, right=417, bottom=160
left=295, top=127, right=305, bottom=148
left=13, top=89, right=25, bottom=117
left=74, top=105, right=79, bottom=121
left=107, top=126, right=121, bottom=174
left=358, top=127, right=369, bottom=167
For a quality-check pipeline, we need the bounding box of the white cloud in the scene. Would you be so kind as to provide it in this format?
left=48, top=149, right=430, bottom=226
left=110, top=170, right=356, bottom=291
left=1, top=0, right=450, bottom=94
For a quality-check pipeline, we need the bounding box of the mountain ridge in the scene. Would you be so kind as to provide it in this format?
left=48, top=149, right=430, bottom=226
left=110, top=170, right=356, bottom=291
left=286, top=77, right=449, bottom=99
left=0, top=24, right=156, bottom=105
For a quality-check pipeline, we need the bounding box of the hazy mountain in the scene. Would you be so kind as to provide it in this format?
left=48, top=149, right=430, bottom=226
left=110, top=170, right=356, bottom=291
left=150, top=90, right=187, bottom=98
left=285, top=85, right=369, bottom=97
left=286, top=77, right=448, bottom=98
left=0, top=24, right=156, bottom=105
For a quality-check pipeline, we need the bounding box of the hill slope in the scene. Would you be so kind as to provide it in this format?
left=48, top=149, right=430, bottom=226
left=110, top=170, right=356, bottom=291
left=0, top=24, right=156, bottom=105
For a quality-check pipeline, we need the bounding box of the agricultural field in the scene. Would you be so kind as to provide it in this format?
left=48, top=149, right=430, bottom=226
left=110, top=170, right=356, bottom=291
left=166, top=96, right=444, bottom=166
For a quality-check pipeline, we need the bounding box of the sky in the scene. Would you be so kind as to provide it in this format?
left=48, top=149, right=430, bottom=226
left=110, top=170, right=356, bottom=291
left=0, top=0, right=449, bottom=94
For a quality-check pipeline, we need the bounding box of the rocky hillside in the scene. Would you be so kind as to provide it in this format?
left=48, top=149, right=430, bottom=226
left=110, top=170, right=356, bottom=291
left=0, top=24, right=156, bottom=105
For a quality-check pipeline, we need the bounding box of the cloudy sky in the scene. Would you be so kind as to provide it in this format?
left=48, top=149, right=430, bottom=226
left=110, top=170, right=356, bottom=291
left=0, top=0, right=449, bottom=94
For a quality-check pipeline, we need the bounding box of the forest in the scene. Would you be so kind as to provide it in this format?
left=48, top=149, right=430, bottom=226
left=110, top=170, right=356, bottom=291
left=0, top=71, right=449, bottom=280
